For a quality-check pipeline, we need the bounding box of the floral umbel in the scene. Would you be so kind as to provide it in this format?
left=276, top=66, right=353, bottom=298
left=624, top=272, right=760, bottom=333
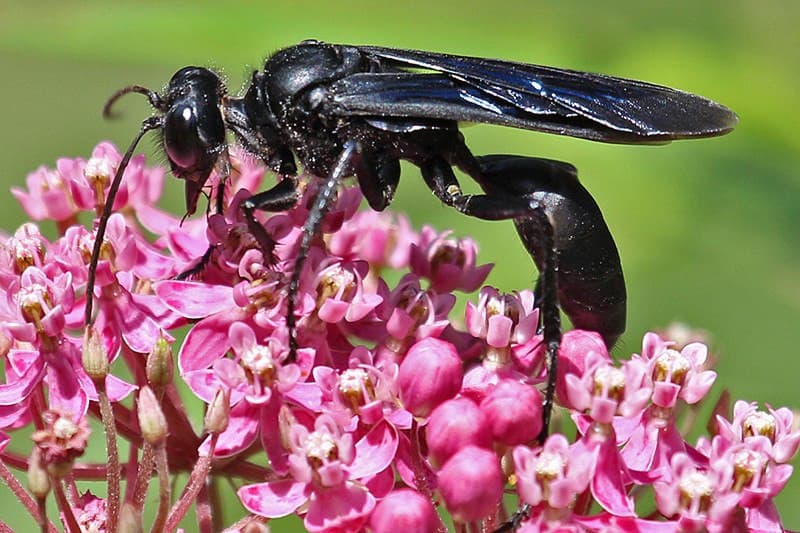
left=0, top=143, right=796, bottom=532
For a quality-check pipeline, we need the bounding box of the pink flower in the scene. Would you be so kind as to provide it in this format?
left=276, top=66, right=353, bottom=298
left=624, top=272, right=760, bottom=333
left=555, top=329, right=611, bottom=405
left=716, top=400, right=800, bottom=464
left=158, top=275, right=289, bottom=375
left=4, top=266, right=73, bottom=342
left=3, top=143, right=795, bottom=532
left=68, top=491, right=108, bottom=533
left=12, top=164, right=78, bottom=223
left=564, top=350, right=651, bottom=424
left=479, top=379, right=543, bottom=446
left=376, top=274, right=455, bottom=358
left=410, top=226, right=492, bottom=293
left=238, top=415, right=398, bottom=532
left=329, top=210, right=418, bottom=271
left=437, top=445, right=504, bottom=523
left=313, top=346, right=409, bottom=429
left=32, top=410, right=91, bottom=471
left=654, top=452, right=741, bottom=532
left=77, top=142, right=165, bottom=216
left=183, top=322, right=317, bottom=461
left=637, top=332, right=717, bottom=407
left=0, top=224, right=49, bottom=284
left=513, top=434, right=592, bottom=510
left=397, top=337, right=463, bottom=417
left=575, top=423, right=636, bottom=517
left=426, top=397, right=492, bottom=466
left=370, top=488, right=442, bottom=533
left=312, top=259, right=382, bottom=323
left=184, top=323, right=303, bottom=405
left=709, top=436, right=793, bottom=513
left=466, top=287, right=539, bottom=348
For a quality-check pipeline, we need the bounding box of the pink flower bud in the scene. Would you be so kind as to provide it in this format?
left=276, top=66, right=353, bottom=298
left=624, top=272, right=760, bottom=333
left=27, top=448, right=50, bottom=499
left=137, top=386, right=167, bottom=446
left=437, top=445, right=504, bottom=523
left=370, top=488, right=441, bottom=533
left=146, top=335, right=174, bottom=387
left=398, top=338, right=463, bottom=417
left=205, top=388, right=231, bottom=434
left=427, top=397, right=491, bottom=466
left=82, top=326, right=109, bottom=381
left=480, top=380, right=543, bottom=446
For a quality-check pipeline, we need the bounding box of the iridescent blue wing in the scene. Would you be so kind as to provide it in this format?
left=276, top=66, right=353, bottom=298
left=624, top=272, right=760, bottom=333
left=328, top=46, right=737, bottom=144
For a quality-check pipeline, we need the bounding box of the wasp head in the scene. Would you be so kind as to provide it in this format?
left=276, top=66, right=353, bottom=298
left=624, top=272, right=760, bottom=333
left=104, top=66, right=229, bottom=217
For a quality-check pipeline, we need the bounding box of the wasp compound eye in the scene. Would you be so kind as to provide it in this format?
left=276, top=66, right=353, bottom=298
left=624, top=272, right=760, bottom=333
left=164, top=104, right=203, bottom=169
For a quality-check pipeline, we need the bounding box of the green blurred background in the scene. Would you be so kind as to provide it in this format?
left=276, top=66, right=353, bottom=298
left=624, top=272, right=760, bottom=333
left=1, top=0, right=798, bottom=530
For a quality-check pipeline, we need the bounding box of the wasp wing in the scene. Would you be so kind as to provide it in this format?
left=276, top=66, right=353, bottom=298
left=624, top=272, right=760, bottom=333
left=329, top=46, right=737, bottom=143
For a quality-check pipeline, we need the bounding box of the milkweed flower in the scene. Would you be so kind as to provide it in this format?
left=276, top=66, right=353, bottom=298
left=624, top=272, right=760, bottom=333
left=0, top=143, right=794, bottom=532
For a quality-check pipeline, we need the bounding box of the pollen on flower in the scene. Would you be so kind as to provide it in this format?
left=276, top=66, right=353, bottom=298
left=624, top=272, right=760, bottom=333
left=743, top=411, right=776, bottom=440
left=6, top=224, right=47, bottom=272
left=653, top=348, right=690, bottom=384
left=304, top=431, right=338, bottom=462
left=241, top=344, right=276, bottom=377
left=84, top=156, right=115, bottom=195
left=732, top=448, right=764, bottom=490
left=338, top=368, right=372, bottom=408
left=318, top=266, right=356, bottom=302
left=486, top=291, right=520, bottom=323
left=41, top=168, right=64, bottom=191
left=85, top=230, right=115, bottom=264
left=53, top=416, right=79, bottom=440
left=593, top=365, right=625, bottom=400
left=18, top=283, right=50, bottom=323
left=536, top=450, right=567, bottom=481
left=678, top=471, right=713, bottom=511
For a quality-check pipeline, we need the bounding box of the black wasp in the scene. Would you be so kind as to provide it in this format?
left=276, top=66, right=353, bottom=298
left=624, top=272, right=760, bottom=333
left=87, top=39, right=737, bottom=438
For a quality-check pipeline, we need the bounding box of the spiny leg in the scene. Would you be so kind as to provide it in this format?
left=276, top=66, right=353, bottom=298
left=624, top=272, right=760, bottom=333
left=286, top=140, right=360, bottom=356
left=240, top=177, right=300, bottom=265
left=489, top=211, right=558, bottom=533
left=473, top=156, right=563, bottom=533
left=527, top=207, right=561, bottom=442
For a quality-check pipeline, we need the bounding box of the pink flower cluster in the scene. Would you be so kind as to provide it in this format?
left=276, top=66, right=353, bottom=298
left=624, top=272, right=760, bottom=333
left=0, top=143, right=797, bottom=532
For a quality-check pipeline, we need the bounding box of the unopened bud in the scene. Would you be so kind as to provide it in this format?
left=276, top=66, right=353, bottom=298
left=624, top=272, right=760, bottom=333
left=438, top=446, right=504, bottom=523
left=370, top=488, right=442, bottom=533
left=146, top=336, right=174, bottom=387
left=27, top=448, right=50, bottom=499
left=137, top=387, right=167, bottom=446
left=205, top=388, right=230, bottom=434
left=118, top=502, right=143, bottom=533
left=398, top=338, right=463, bottom=417
left=241, top=520, right=271, bottom=533
left=82, top=326, right=109, bottom=381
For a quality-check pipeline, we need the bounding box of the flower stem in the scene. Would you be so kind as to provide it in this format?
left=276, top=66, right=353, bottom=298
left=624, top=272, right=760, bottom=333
left=132, top=442, right=155, bottom=512
left=53, top=479, right=80, bottom=533
left=97, top=381, right=121, bottom=532
left=163, top=434, right=218, bottom=532
left=197, top=480, right=213, bottom=533
left=0, top=460, right=49, bottom=528
left=149, top=445, right=171, bottom=533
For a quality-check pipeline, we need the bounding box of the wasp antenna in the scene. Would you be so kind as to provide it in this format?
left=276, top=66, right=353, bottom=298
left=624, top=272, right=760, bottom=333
left=84, top=116, right=163, bottom=326
left=103, top=85, right=166, bottom=119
